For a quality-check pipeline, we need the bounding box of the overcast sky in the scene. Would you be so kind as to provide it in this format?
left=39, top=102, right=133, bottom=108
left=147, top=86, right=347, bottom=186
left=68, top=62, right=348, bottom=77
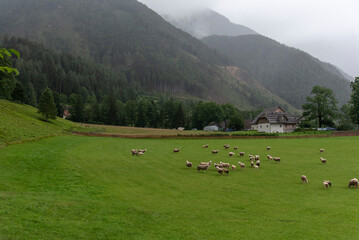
left=139, top=0, right=359, bottom=78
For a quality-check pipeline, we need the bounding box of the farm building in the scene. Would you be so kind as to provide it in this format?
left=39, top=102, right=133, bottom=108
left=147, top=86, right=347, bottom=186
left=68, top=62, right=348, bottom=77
left=250, top=107, right=299, bottom=133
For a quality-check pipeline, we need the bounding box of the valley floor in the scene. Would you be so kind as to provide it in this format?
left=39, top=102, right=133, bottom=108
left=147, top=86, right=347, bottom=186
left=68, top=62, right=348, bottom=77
left=1, top=136, right=359, bottom=239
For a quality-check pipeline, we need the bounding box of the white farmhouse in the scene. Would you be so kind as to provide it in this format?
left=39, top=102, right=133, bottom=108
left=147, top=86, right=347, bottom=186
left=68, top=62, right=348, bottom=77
left=250, top=107, right=299, bottom=133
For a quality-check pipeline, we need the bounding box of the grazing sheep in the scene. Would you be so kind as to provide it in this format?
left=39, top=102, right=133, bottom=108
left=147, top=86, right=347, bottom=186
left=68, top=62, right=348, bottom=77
left=197, top=164, right=210, bottom=172
left=138, top=152, right=144, bottom=156
left=240, top=152, right=245, bottom=156
left=234, top=147, right=238, bottom=150
left=256, top=160, right=260, bottom=167
left=323, top=180, right=332, bottom=188
left=229, top=152, right=235, bottom=157
left=200, top=160, right=212, bottom=166
left=212, top=150, right=219, bottom=154
left=131, top=149, right=138, bottom=156
left=174, top=148, right=180, bottom=153
left=301, top=175, right=308, bottom=183
left=216, top=166, right=224, bottom=176
left=250, top=160, right=254, bottom=168
left=223, top=168, right=230, bottom=175
left=249, top=156, right=255, bottom=161
left=348, top=178, right=358, bottom=188
left=320, top=157, right=327, bottom=164
left=273, top=157, right=281, bottom=162
left=139, top=149, right=146, bottom=153
left=254, top=165, right=259, bottom=169
left=186, top=160, right=192, bottom=168
left=232, top=165, right=237, bottom=171
left=214, top=163, right=224, bottom=168
left=267, top=146, right=271, bottom=150
left=267, top=155, right=273, bottom=160
left=220, top=162, right=230, bottom=168
left=224, top=144, right=230, bottom=149
left=203, top=144, right=209, bottom=148
left=239, top=163, right=245, bottom=169
left=255, top=155, right=260, bottom=160
left=320, top=148, right=325, bottom=152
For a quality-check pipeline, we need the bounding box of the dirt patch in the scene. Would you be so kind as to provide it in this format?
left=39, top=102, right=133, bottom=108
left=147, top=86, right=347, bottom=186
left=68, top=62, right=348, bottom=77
left=73, top=131, right=359, bottom=139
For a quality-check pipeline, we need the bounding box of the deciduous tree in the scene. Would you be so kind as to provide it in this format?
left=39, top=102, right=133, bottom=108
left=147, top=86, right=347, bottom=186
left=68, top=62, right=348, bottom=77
left=38, top=87, right=57, bottom=121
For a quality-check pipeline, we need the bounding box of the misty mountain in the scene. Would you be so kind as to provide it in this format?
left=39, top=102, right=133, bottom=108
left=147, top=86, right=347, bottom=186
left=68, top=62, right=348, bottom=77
left=203, top=35, right=351, bottom=108
left=162, top=8, right=258, bottom=39
left=0, top=0, right=296, bottom=111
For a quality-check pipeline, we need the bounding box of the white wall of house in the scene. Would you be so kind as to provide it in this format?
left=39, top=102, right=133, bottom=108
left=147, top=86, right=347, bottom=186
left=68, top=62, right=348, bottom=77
left=270, top=124, right=284, bottom=133
left=251, top=124, right=258, bottom=131
left=258, top=123, right=272, bottom=133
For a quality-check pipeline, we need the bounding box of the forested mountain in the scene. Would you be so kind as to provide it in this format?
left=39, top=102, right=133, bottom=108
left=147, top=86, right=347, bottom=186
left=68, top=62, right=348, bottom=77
left=0, top=0, right=297, bottom=111
left=162, top=8, right=258, bottom=39
left=203, top=35, right=351, bottom=108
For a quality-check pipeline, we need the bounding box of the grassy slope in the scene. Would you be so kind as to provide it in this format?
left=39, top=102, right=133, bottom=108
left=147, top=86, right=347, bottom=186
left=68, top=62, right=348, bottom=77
left=1, top=135, right=359, bottom=239
left=0, top=100, right=96, bottom=144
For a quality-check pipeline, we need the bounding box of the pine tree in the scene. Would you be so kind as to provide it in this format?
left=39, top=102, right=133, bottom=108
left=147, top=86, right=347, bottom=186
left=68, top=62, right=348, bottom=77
left=38, top=87, right=57, bottom=121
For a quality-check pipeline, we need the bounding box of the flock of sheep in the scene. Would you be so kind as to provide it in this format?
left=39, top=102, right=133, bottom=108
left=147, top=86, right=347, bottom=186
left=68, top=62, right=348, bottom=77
left=131, top=144, right=358, bottom=189
left=181, top=144, right=280, bottom=177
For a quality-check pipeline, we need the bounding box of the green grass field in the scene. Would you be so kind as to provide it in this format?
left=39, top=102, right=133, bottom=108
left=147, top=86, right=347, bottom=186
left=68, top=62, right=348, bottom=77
left=0, top=100, right=101, bottom=145
left=1, top=135, right=359, bottom=239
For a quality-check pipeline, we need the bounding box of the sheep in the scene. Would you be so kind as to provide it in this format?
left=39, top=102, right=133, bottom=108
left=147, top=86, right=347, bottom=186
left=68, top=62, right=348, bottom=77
left=197, top=164, right=210, bottom=172
left=138, top=149, right=146, bottom=153
left=200, top=160, right=212, bottom=166
left=273, top=157, right=281, bottom=162
left=174, top=148, right=180, bottom=153
left=212, top=150, right=219, bottom=154
left=348, top=178, right=358, bottom=188
left=232, top=165, right=237, bottom=171
left=229, top=152, right=235, bottom=157
left=220, top=162, right=230, bottom=168
left=239, top=162, right=245, bottom=169
left=256, top=160, right=260, bottom=167
left=239, top=152, right=245, bottom=156
left=255, top=155, right=260, bottom=160
left=323, top=180, right=332, bottom=188
left=186, top=160, right=192, bottom=168
left=254, top=165, right=259, bottom=169
left=131, top=149, right=138, bottom=156
left=320, top=157, right=327, bottom=164
left=250, top=160, right=254, bottom=168
left=301, top=175, right=308, bottom=183
left=234, top=147, right=238, bottom=150
left=267, top=155, right=273, bottom=160
left=203, top=144, right=209, bottom=148
left=216, top=166, right=224, bottom=176
left=224, top=144, right=230, bottom=149
left=223, top=168, right=230, bottom=175
left=249, top=155, right=255, bottom=161
left=320, top=148, right=325, bottom=152
left=267, top=146, right=271, bottom=150
left=138, top=152, right=144, bottom=156
left=214, top=163, right=224, bottom=168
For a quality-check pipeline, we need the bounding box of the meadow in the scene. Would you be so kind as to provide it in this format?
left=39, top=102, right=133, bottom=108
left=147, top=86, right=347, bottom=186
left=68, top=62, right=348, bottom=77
left=1, top=135, right=359, bottom=239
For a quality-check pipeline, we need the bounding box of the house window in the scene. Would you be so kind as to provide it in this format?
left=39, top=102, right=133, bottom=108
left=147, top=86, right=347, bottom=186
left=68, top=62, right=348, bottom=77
left=280, top=125, right=282, bottom=128
left=267, top=125, right=268, bottom=128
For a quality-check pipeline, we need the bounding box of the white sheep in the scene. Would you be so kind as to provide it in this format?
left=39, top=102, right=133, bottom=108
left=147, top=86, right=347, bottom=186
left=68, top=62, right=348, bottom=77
left=267, top=146, right=271, bottom=150
left=232, top=165, right=237, bottom=171
left=212, top=150, right=219, bottom=154
left=216, top=166, right=224, bottom=176
left=203, top=144, right=209, bottom=148
left=267, top=155, right=273, bottom=160
left=200, top=160, right=212, bottom=166
left=320, top=148, right=325, bottom=152
left=174, top=148, right=180, bottom=153
left=255, top=155, right=260, bottom=160
left=348, top=178, right=358, bottom=188
left=197, top=164, right=210, bottom=172
left=220, top=162, right=230, bottom=168
left=323, top=180, right=332, bottom=188
left=239, top=152, right=245, bottom=156
left=229, top=152, right=235, bottom=157
left=273, top=157, right=281, bottom=162
left=186, top=160, right=192, bottom=168
left=256, top=160, right=260, bottom=167
left=301, top=175, right=308, bottom=183
left=320, top=157, right=327, bottom=164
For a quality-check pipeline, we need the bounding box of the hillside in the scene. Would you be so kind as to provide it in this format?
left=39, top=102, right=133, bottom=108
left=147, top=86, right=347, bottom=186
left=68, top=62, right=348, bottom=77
left=162, top=8, right=258, bottom=38
left=203, top=35, right=351, bottom=108
left=0, top=0, right=297, bottom=110
left=0, top=99, right=94, bottom=144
